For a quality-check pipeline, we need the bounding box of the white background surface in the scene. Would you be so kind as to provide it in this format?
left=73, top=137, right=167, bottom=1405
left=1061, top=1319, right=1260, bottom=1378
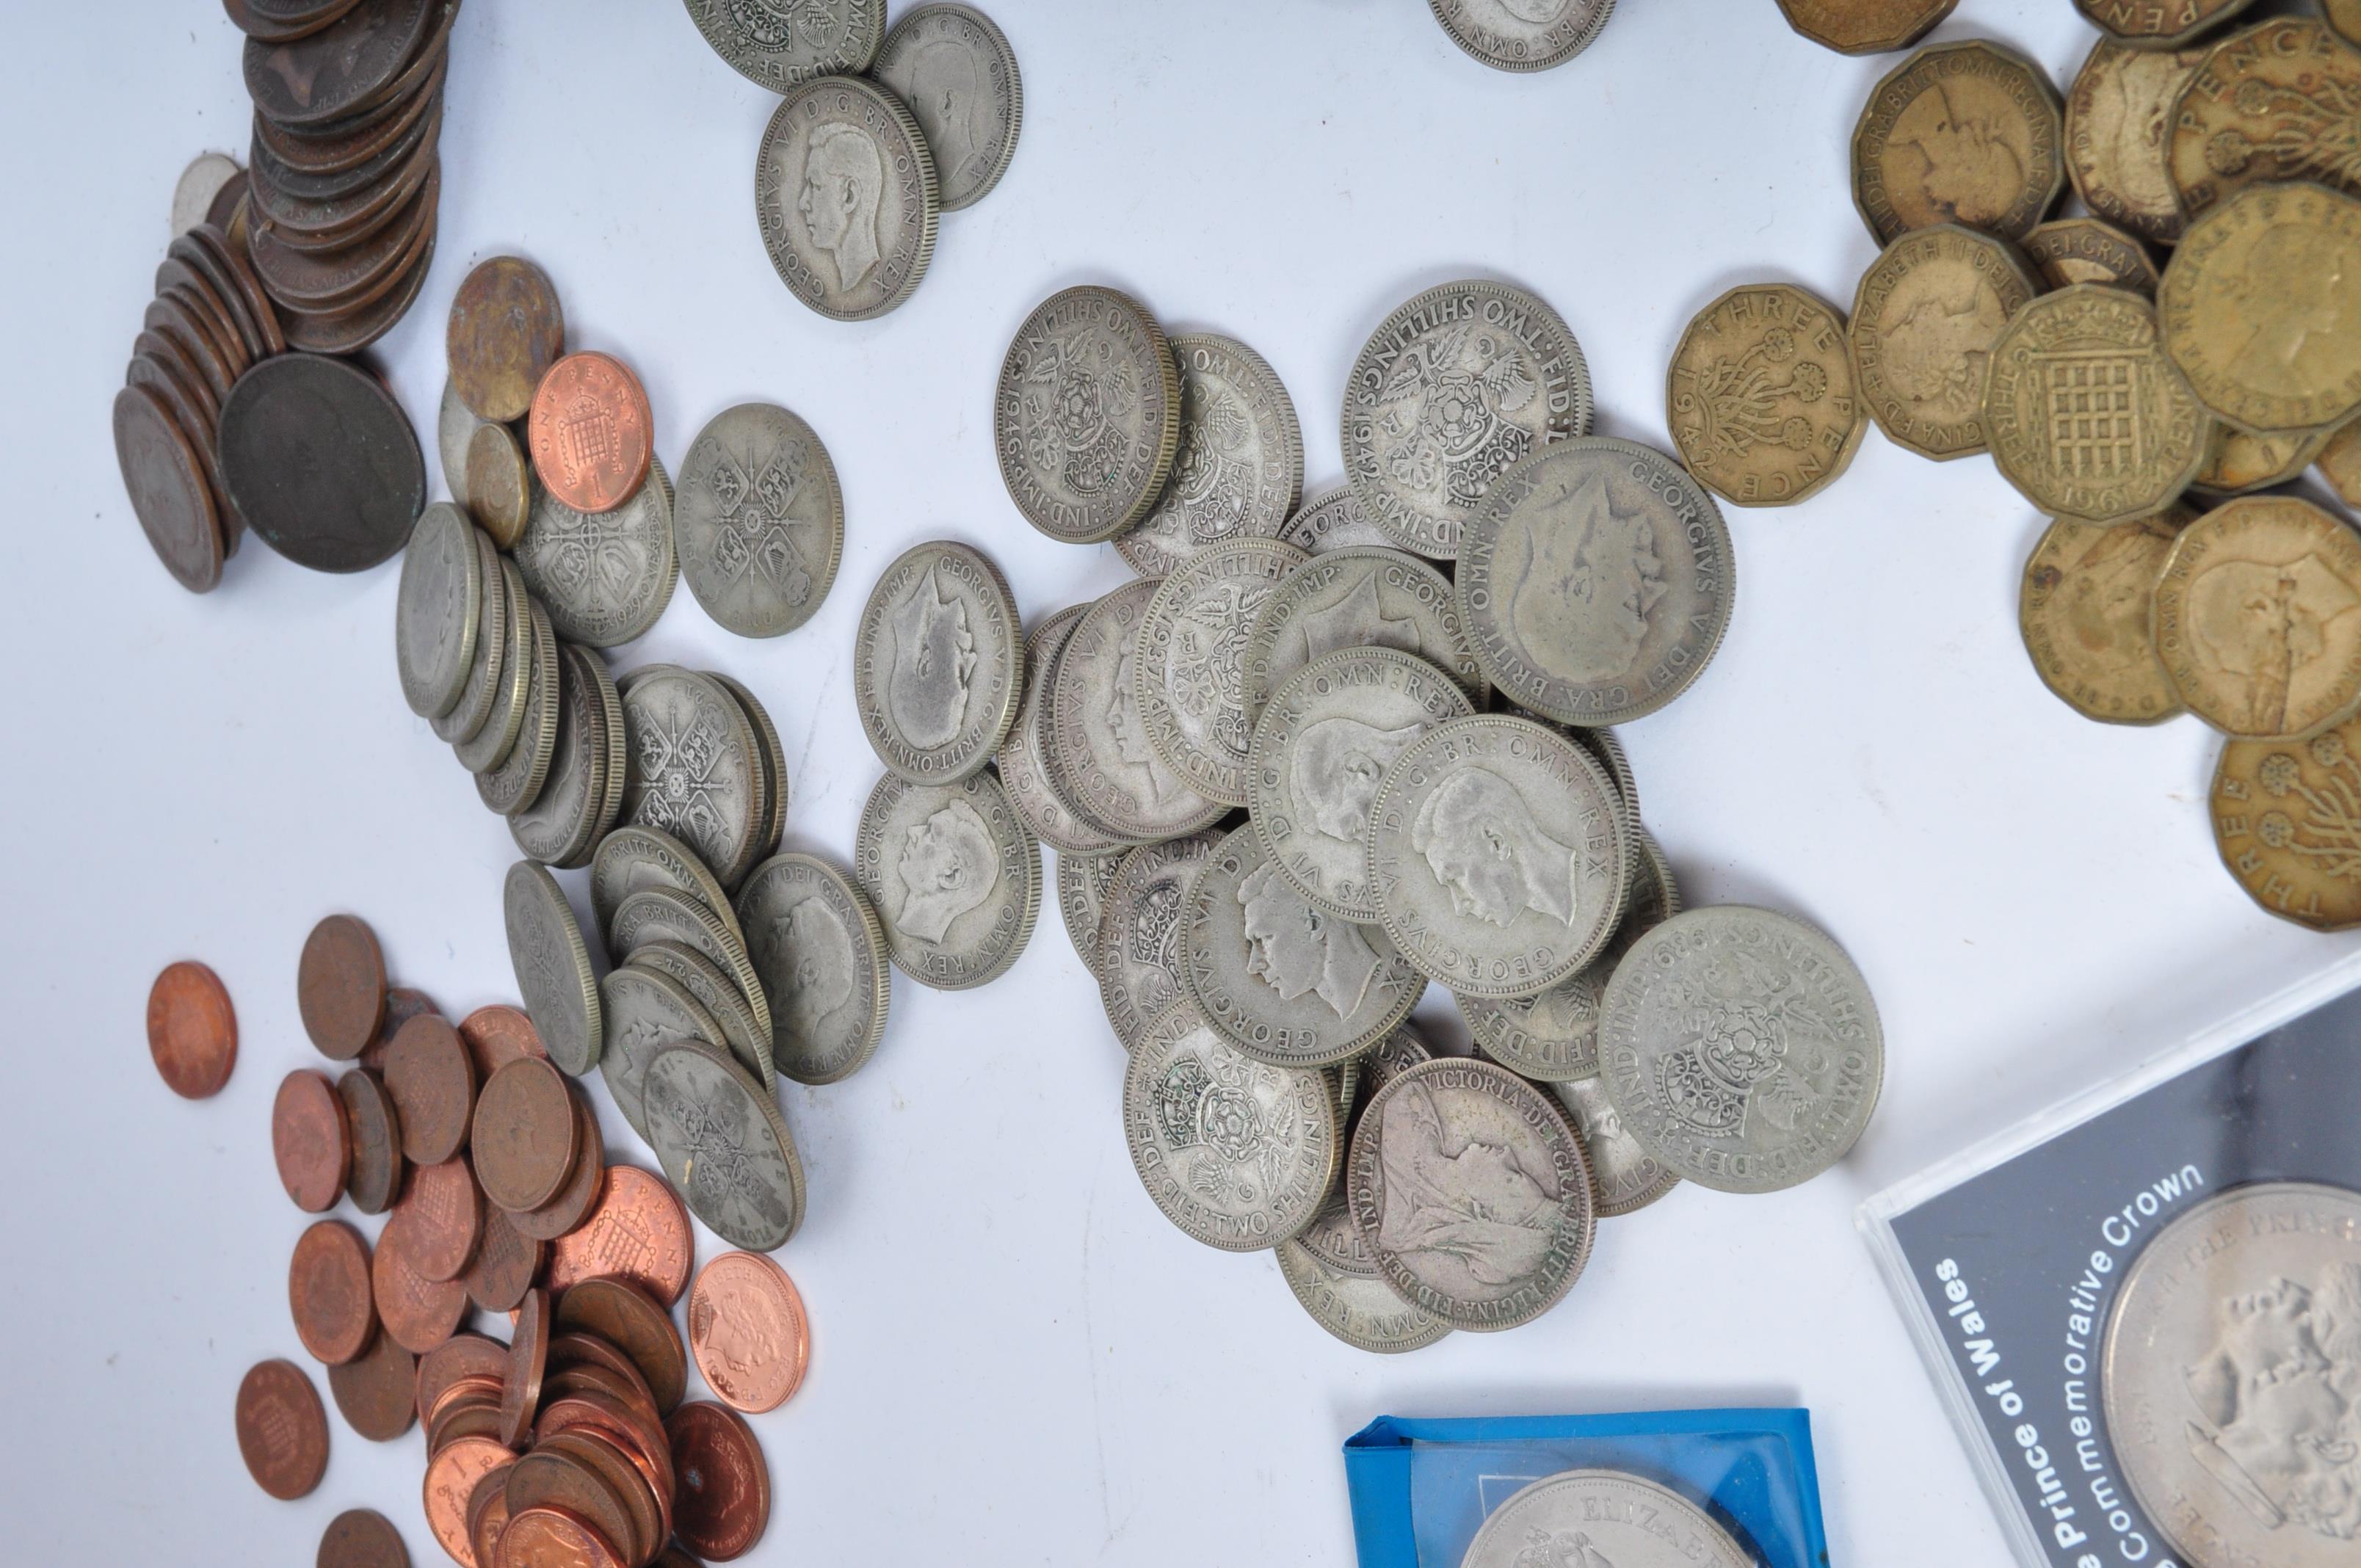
left=4, top=1, right=2354, bottom=1564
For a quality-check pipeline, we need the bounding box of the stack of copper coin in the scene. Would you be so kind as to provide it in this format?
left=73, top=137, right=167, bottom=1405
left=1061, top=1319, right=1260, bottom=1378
left=225, top=0, right=454, bottom=353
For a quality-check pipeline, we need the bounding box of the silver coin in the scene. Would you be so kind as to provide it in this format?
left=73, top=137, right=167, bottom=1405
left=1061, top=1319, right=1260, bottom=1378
left=509, top=645, right=607, bottom=868
left=1056, top=846, right=1123, bottom=958
left=504, top=860, right=603, bottom=1077
left=1459, top=825, right=1678, bottom=1081
left=1134, top=538, right=1308, bottom=806
left=1345, top=1056, right=1596, bottom=1332
left=1550, top=1077, right=1678, bottom=1219
left=1274, top=1238, right=1451, bottom=1355
left=643, top=1039, right=806, bottom=1252
left=674, top=403, right=844, bottom=639
left=452, top=558, right=534, bottom=772
left=854, top=768, right=1040, bottom=990
left=629, top=939, right=772, bottom=1092
left=584, top=650, right=630, bottom=849
left=395, top=503, right=481, bottom=719
left=756, top=75, right=937, bottom=322
left=869, top=3, right=1023, bottom=213
left=994, top=286, right=1182, bottom=544
left=514, top=457, right=677, bottom=650
left=438, top=378, right=485, bottom=510
left=1294, top=1024, right=1436, bottom=1278
left=681, top=0, right=882, bottom=90
left=1046, top=580, right=1227, bottom=841
left=711, top=671, right=786, bottom=868
left=1247, top=647, right=1476, bottom=921
left=1276, top=486, right=1398, bottom=555
left=609, top=885, right=772, bottom=1042
left=599, top=963, right=725, bottom=1143
left=590, top=824, right=739, bottom=950
left=1092, top=832, right=1219, bottom=1052
left=430, top=528, right=509, bottom=745
left=853, top=539, right=1022, bottom=783
left=1181, top=824, right=1424, bottom=1068
left=172, top=152, right=242, bottom=236
left=1341, top=280, right=1592, bottom=559
left=2103, top=1182, right=2361, bottom=1568
left=1366, top=714, right=1631, bottom=999
left=1576, top=722, right=1638, bottom=821
left=737, top=851, right=891, bottom=1086
left=1243, top=545, right=1484, bottom=727
left=1457, top=437, right=1734, bottom=726
left=474, top=599, right=561, bottom=816
left=1116, top=334, right=1305, bottom=577
left=620, top=665, right=765, bottom=888
left=1120, top=1000, right=1341, bottom=1252
left=1459, top=1470, right=1749, bottom=1568
left=1598, top=906, right=1882, bottom=1195
left=1001, top=608, right=1131, bottom=857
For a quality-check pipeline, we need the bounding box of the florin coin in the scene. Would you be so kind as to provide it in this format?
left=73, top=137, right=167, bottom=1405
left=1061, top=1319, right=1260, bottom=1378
left=1459, top=1470, right=1751, bottom=1568
left=2166, top=19, right=2361, bottom=220
left=853, top=769, right=1040, bottom=990
left=620, top=664, right=764, bottom=886
left=1092, top=832, right=1219, bottom=1053
left=1134, top=538, right=1307, bottom=806
left=217, top=352, right=424, bottom=572
left=1275, top=486, right=1397, bottom=555
left=994, top=286, right=1182, bottom=544
left=1045, top=579, right=1227, bottom=841
left=1667, top=283, right=1865, bottom=507
left=1551, top=1075, right=1678, bottom=1219
left=507, top=645, right=605, bottom=868
left=609, top=885, right=771, bottom=1042
left=451, top=559, right=532, bottom=771
left=2064, top=39, right=2211, bottom=248
left=853, top=539, right=1022, bottom=783
left=755, top=75, right=937, bottom=322
left=2195, top=425, right=2337, bottom=498
left=504, top=860, right=602, bottom=1077
left=529, top=352, right=653, bottom=516
left=1120, top=1000, right=1339, bottom=1251
left=445, top=255, right=563, bottom=424
left=2019, top=507, right=2191, bottom=726
left=674, top=403, right=844, bottom=638
left=2101, top=1182, right=2361, bottom=1568
left=2211, top=710, right=2361, bottom=930
left=1056, top=846, right=1123, bottom=957
left=1774, top=0, right=1953, bottom=56
left=590, top=824, right=739, bottom=949
left=1116, top=334, right=1304, bottom=578
left=2163, top=181, right=2361, bottom=438
left=472, top=599, right=560, bottom=816
left=1241, top=545, right=1483, bottom=726
left=429, top=530, right=509, bottom=746
left=515, top=457, right=676, bottom=649
left=1341, top=280, right=1590, bottom=560
left=2020, top=217, right=2159, bottom=297
left=1455, top=438, right=1734, bottom=726
left=869, top=4, right=1023, bottom=213
left=2155, top=496, right=2361, bottom=738
left=598, top=965, right=725, bottom=1142
left=1849, top=40, right=2064, bottom=247
left=736, top=852, right=891, bottom=1086
left=1274, top=1238, right=1450, bottom=1355
left=629, top=940, right=772, bottom=1091
left=711, top=671, right=786, bottom=867
left=1599, top=906, right=1884, bottom=1195
left=1000, top=608, right=1132, bottom=857
left=1425, top=0, right=1616, bottom=73
left=682, top=0, right=883, bottom=90
left=642, top=1041, right=805, bottom=1251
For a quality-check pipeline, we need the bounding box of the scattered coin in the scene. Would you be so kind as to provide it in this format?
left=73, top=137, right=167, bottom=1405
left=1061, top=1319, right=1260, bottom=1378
left=2162, top=181, right=2361, bottom=438
left=529, top=351, right=653, bottom=515
left=667, top=1401, right=773, bottom=1561
left=327, top=1330, right=418, bottom=1444
left=644, top=1042, right=806, bottom=1254
left=1092, top=832, right=1219, bottom=1053
left=1774, top=0, right=1953, bottom=55
left=387, top=1155, right=482, bottom=1282
left=317, top=1507, right=408, bottom=1568
left=687, top=1251, right=810, bottom=1414
left=290, top=1217, right=377, bottom=1364
left=471, top=1057, right=578, bottom=1213
left=1850, top=223, right=2038, bottom=462
left=1849, top=40, right=2064, bottom=247
left=2166, top=18, right=2361, bottom=219
left=1425, top=0, right=1616, bottom=72
left=505, top=860, right=603, bottom=1078
left=275, top=1068, right=352, bottom=1212
left=373, top=1219, right=469, bottom=1354
left=1045, top=578, right=1227, bottom=843
left=2153, top=495, right=2361, bottom=738
left=998, top=608, right=1132, bottom=857
left=995, top=285, right=1183, bottom=543
left=113, top=383, right=222, bottom=592
left=148, top=959, right=237, bottom=1099
left=853, top=539, right=1023, bottom=782
left=2020, top=217, right=2158, bottom=296
left=2020, top=506, right=2190, bottom=727
left=300, top=913, right=388, bottom=1061
left=1274, top=1236, right=1450, bottom=1354
left=682, top=0, right=884, bottom=90
left=1242, top=545, right=1482, bottom=727
left=516, top=456, right=676, bottom=649
left=855, top=768, right=1040, bottom=990
left=2212, top=709, right=2361, bottom=930
left=237, top=1357, right=330, bottom=1500
left=1117, top=334, right=1304, bottom=577
left=384, top=1012, right=477, bottom=1166
left=755, top=75, right=938, bottom=322
left=1667, top=283, right=1864, bottom=507
left=674, top=403, right=844, bottom=638
left=871, top=4, right=1023, bottom=213
left=737, top=852, right=891, bottom=1085
left=2064, top=38, right=2210, bottom=249
left=1459, top=1470, right=1751, bottom=1568
left=1134, top=538, right=1307, bottom=805
left=620, top=666, right=765, bottom=885
left=217, top=353, right=425, bottom=573
left=446, top=255, right=565, bottom=424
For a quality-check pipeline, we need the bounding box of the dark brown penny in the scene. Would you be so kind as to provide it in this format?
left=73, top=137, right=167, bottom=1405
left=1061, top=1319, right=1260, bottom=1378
left=253, top=90, right=440, bottom=205
left=509, top=1091, right=603, bottom=1242
left=217, top=352, right=424, bottom=573
left=280, top=219, right=438, bottom=355
left=167, top=233, right=275, bottom=363
left=242, top=0, right=437, bottom=127
left=336, top=1068, right=405, bottom=1215
left=552, top=1278, right=686, bottom=1414
left=273, top=1068, right=352, bottom=1212
left=327, top=1328, right=418, bottom=1442
left=463, top=421, right=531, bottom=549
left=373, top=1222, right=468, bottom=1355
left=446, top=255, right=565, bottom=424
left=225, top=0, right=359, bottom=43
left=147, top=959, right=236, bottom=1098
left=141, top=297, right=233, bottom=402
left=543, top=1166, right=692, bottom=1307
left=131, top=328, right=219, bottom=425
left=385, top=1012, right=479, bottom=1166
left=472, top=1058, right=579, bottom=1213
left=499, top=1287, right=549, bottom=1450
left=317, top=1506, right=408, bottom=1568
left=250, top=163, right=435, bottom=311
left=333, top=0, right=456, bottom=123
left=360, top=985, right=438, bottom=1073
left=427, top=1386, right=505, bottom=1453
left=253, top=123, right=434, bottom=252
left=388, top=1154, right=483, bottom=1282
left=298, top=914, right=387, bottom=1059
left=154, top=277, right=250, bottom=380
left=460, top=1005, right=551, bottom=1079
left=187, top=221, right=289, bottom=357
left=254, top=48, right=444, bottom=173
left=504, top=1451, right=640, bottom=1567
left=653, top=1548, right=704, bottom=1568
left=667, top=1402, right=769, bottom=1561
left=122, top=354, right=236, bottom=559
left=414, top=1332, right=507, bottom=1425
left=211, top=174, right=253, bottom=239
left=290, top=1218, right=377, bottom=1364
left=112, top=382, right=222, bottom=593
left=464, top=1204, right=545, bottom=1313
left=237, top=1358, right=328, bottom=1500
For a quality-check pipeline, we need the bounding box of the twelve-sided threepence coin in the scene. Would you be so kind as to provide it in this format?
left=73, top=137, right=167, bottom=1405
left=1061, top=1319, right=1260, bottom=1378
left=504, top=860, right=602, bottom=1077
left=1134, top=537, right=1306, bottom=807
left=1243, top=545, right=1482, bottom=726
left=1341, top=279, right=1591, bottom=560
left=995, top=286, right=1182, bottom=544
left=1345, top=1056, right=1596, bottom=1332
left=1459, top=1470, right=1751, bottom=1568
left=1248, top=646, right=1476, bottom=923
left=1274, top=1237, right=1451, bottom=1355
left=854, top=539, right=1021, bottom=783
left=644, top=1040, right=806, bottom=1252
left=1426, top=0, right=1618, bottom=73
left=674, top=402, right=844, bottom=638
left=1181, top=825, right=1423, bottom=1069
left=514, top=458, right=677, bottom=649
left=395, top=502, right=481, bottom=719
left=620, top=666, right=766, bottom=888
left=737, top=851, right=891, bottom=1086
left=2162, top=180, right=2361, bottom=438
left=609, top=885, right=772, bottom=1042
left=1599, top=906, right=1883, bottom=1195
left=1367, top=714, right=1630, bottom=999
left=1120, top=1001, right=1339, bottom=1252
left=855, top=769, right=1040, bottom=990
left=756, top=73, right=938, bottom=322
left=1000, top=608, right=1130, bottom=857
left=682, top=0, right=883, bottom=90
left=1092, top=832, right=1219, bottom=1053
left=870, top=4, right=1023, bottom=214
left=598, top=963, right=725, bottom=1143
left=1849, top=40, right=2064, bottom=247
left=1116, top=334, right=1304, bottom=577
left=590, top=824, right=739, bottom=948
left=1849, top=223, right=2039, bottom=462
left=1047, top=579, right=1227, bottom=843
left=1457, top=438, right=1734, bottom=727
left=2153, top=495, right=2361, bottom=740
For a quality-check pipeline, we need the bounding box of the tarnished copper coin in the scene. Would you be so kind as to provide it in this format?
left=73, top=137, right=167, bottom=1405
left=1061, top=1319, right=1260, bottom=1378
left=686, top=1252, right=808, bottom=1415
left=424, top=1434, right=513, bottom=1568
left=509, top=1092, right=604, bottom=1243
left=362, top=986, right=439, bottom=1073
left=465, top=1204, right=545, bottom=1314
left=467, top=1466, right=515, bottom=1568
left=416, top=1332, right=508, bottom=1424
left=274, top=1068, right=352, bottom=1212
left=388, top=1155, right=483, bottom=1282
left=147, top=959, right=236, bottom=1098
left=465, top=423, right=533, bottom=550
left=497, top=1506, right=625, bottom=1568
left=527, top=352, right=652, bottom=515
left=473, top=1058, right=579, bottom=1213
left=667, top=1402, right=771, bottom=1561
left=554, top=1277, right=687, bottom=1414
left=545, top=1166, right=692, bottom=1307
left=374, top=1222, right=468, bottom=1354
left=239, top=1358, right=330, bottom=1500
left=504, top=1448, right=642, bottom=1565
left=317, top=1506, right=409, bottom=1568
left=336, top=1068, right=405, bottom=1216
left=385, top=1012, right=479, bottom=1166
left=327, top=1327, right=418, bottom=1442
left=499, top=1287, right=550, bottom=1450
left=114, top=382, right=222, bottom=593
left=447, top=256, right=565, bottom=424
left=217, top=354, right=427, bottom=573
left=243, top=0, right=437, bottom=126
left=299, top=914, right=387, bottom=1059
left=460, top=1005, right=550, bottom=1080
left=291, top=1218, right=378, bottom=1364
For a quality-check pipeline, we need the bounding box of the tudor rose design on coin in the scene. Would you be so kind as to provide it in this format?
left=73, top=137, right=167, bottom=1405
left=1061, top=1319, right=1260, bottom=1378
left=1092, top=832, right=1218, bottom=1053
left=1134, top=538, right=1305, bottom=807
left=737, top=852, right=891, bottom=1085
left=1242, top=545, right=1483, bottom=725
left=1115, top=334, right=1303, bottom=577
left=2153, top=497, right=2361, bottom=740
left=2212, top=708, right=2361, bottom=932
left=683, top=0, right=882, bottom=90
left=756, top=74, right=937, bottom=322
left=1425, top=0, right=1617, bottom=74
left=1850, top=223, right=2038, bottom=462
left=2020, top=507, right=2191, bottom=726
left=853, top=539, right=1020, bottom=783
left=1047, top=579, right=1227, bottom=842
left=1667, top=283, right=1864, bottom=507
left=675, top=403, right=843, bottom=638
left=1459, top=1470, right=1752, bottom=1568
left=514, top=458, right=676, bottom=649
left=995, top=286, right=1181, bottom=544
left=855, top=769, right=1038, bottom=990
left=2163, top=181, right=2361, bottom=438
left=622, top=666, right=766, bottom=888
left=1850, top=40, right=2064, bottom=247
left=869, top=4, right=1023, bottom=213
left=643, top=1042, right=805, bottom=1252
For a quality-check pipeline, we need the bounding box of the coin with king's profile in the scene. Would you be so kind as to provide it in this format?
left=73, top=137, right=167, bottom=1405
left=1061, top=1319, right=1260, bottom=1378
left=755, top=73, right=937, bottom=321
left=1046, top=579, right=1227, bottom=843
left=868, top=4, right=1022, bottom=213
left=854, top=769, right=1039, bottom=990
left=853, top=539, right=1021, bottom=783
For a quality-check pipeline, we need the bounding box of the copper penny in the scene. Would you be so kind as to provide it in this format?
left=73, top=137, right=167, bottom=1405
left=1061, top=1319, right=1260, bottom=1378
left=544, top=1167, right=692, bottom=1307
left=467, top=1464, right=515, bottom=1568
left=465, top=421, right=533, bottom=551
left=552, top=1277, right=687, bottom=1414
left=187, top=221, right=286, bottom=357
left=496, top=1506, right=625, bottom=1568
left=336, top=1068, right=405, bottom=1216
left=280, top=218, right=440, bottom=356
left=298, top=914, right=387, bottom=1059
left=465, top=1204, right=546, bottom=1313
left=527, top=352, right=651, bottom=514
left=504, top=1449, right=642, bottom=1568
left=545, top=1335, right=659, bottom=1417
left=385, top=1012, right=479, bottom=1165
left=509, top=1093, right=603, bottom=1244
left=374, top=1222, right=468, bottom=1354
left=361, top=986, right=439, bottom=1073
left=114, top=382, right=222, bottom=593
left=388, top=1154, right=483, bottom=1282
left=473, top=1058, right=579, bottom=1213
left=500, top=1287, right=550, bottom=1449
left=416, top=1332, right=508, bottom=1424
left=666, top=1402, right=770, bottom=1561
left=652, top=1549, right=702, bottom=1568
left=147, top=959, right=236, bottom=1098
left=237, top=1358, right=329, bottom=1500
left=460, top=1004, right=549, bottom=1079
left=273, top=1068, right=351, bottom=1212
left=327, top=1327, right=418, bottom=1442
left=290, top=1219, right=377, bottom=1364
left=447, top=255, right=565, bottom=424
left=424, top=1434, right=514, bottom=1568
left=686, top=1252, right=809, bottom=1415
left=317, top=1506, right=409, bottom=1568
left=537, top=1429, right=659, bottom=1564
left=256, top=50, right=443, bottom=174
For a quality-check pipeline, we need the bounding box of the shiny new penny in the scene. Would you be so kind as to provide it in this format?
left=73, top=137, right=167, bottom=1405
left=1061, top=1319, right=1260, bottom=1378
left=666, top=1402, right=772, bottom=1561
left=501, top=1288, right=550, bottom=1450
left=423, top=1434, right=512, bottom=1568
left=318, top=1507, right=409, bottom=1568
left=496, top=1506, right=625, bottom=1568
left=290, top=1219, right=377, bottom=1364
left=472, top=1057, right=579, bottom=1213
left=385, top=1012, right=479, bottom=1166
left=686, top=1252, right=810, bottom=1414
left=446, top=255, right=565, bottom=424
left=299, top=913, right=386, bottom=1059
left=386, top=1155, right=482, bottom=1282
left=336, top=1069, right=405, bottom=1214
left=2020, top=507, right=2190, bottom=726
left=459, top=1004, right=549, bottom=1079
left=545, top=1166, right=694, bottom=1306
left=374, top=1224, right=468, bottom=1354
left=274, top=1068, right=352, bottom=1212
left=147, top=959, right=236, bottom=1097
left=238, top=1358, right=329, bottom=1500
left=528, top=352, right=652, bottom=515
left=465, top=1204, right=545, bottom=1313
left=327, top=1329, right=418, bottom=1442
left=509, top=1091, right=605, bottom=1243
left=2155, top=496, right=2361, bottom=738
left=2213, top=708, right=2361, bottom=930
left=554, top=1277, right=687, bottom=1414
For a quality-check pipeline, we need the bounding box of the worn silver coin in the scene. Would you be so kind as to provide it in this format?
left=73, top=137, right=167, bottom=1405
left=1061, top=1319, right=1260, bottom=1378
left=1459, top=1470, right=1749, bottom=1568
left=1276, top=487, right=1397, bottom=555
left=451, top=558, right=533, bottom=772
left=395, top=502, right=481, bottom=719
left=1045, top=579, right=1227, bottom=842
left=995, top=286, right=1183, bottom=544
left=429, top=528, right=508, bottom=745
left=1001, top=608, right=1131, bottom=857
left=1134, top=537, right=1307, bottom=807
left=642, top=1040, right=806, bottom=1252
left=509, top=645, right=608, bottom=868
left=1056, top=846, right=1123, bottom=958
left=711, top=671, right=786, bottom=868
left=1243, top=545, right=1483, bottom=727
left=514, top=458, right=677, bottom=649
left=439, top=378, right=486, bottom=510
left=854, top=539, right=1022, bottom=783
left=1092, top=832, right=1219, bottom=1053
left=474, top=600, right=561, bottom=816
left=869, top=4, right=1023, bottom=213
left=1116, top=334, right=1305, bottom=578
left=1341, top=280, right=1592, bottom=559
left=673, top=403, right=844, bottom=639
left=681, top=0, right=883, bottom=90
left=855, top=768, right=1039, bottom=990
left=1551, top=1076, right=1678, bottom=1219
left=628, top=940, right=772, bottom=1092
left=1427, top=0, right=1619, bottom=74
left=737, top=851, right=891, bottom=1086
left=586, top=654, right=631, bottom=852
left=590, top=824, right=739, bottom=949
left=1599, top=906, right=1883, bottom=1195
left=1294, top=1025, right=1435, bottom=1278
left=620, top=665, right=765, bottom=888
left=755, top=75, right=937, bottom=322
left=172, top=153, right=242, bottom=236
left=504, top=860, right=602, bottom=1077
left=1274, top=1238, right=1451, bottom=1355
left=599, top=964, right=725, bottom=1143
left=609, top=885, right=772, bottom=1042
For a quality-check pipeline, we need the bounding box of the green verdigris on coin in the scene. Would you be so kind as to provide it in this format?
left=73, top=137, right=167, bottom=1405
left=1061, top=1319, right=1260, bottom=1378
left=853, top=540, right=1022, bottom=783
left=755, top=74, right=937, bottom=322
left=643, top=1041, right=805, bottom=1252
left=504, top=860, right=601, bottom=1077
left=737, top=852, right=891, bottom=1086
left=1115, top=334, right=1303, bottom=578
left=673, top=403, right=843, bottom=638
left=855, top=769, right=1039, bottom=990
left=995, top=285, right=1182, bottom=544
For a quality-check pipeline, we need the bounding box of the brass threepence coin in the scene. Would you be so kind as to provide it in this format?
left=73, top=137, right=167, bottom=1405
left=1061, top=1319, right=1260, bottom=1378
left=237, top=1358, right=330, bottom=1500
left=2198, top=425, right=2335, bottom=498
left=1667, top=282, right=1863, bottom=507
left=2162, top=181, right=2361, bottom=438
left=2213, top=708, right=2361, bottom=930
left=755, top=75, right=939, bottom=322
left=147, top=959, right=236, bottom=1099
left=1850, top=40, right=2064, bottom=247
left=2154, top=495, right=2361, bottom=738
left=2318, top=417, right=2361, bottom=507
left=2020, top=217, right=2159, bottom=297
left=2064, top=39, right=2210, bottom=247
left=995, top=285, right=1182, bottom=543
left=1849, top=222, right=2039, bottom=462
left=446, top=255, right=564, bottom=424
left=2073, top=0, right=2252, bottom=50
left=298, top=912, right=387, bottom=1060
left=2166, top=18, right=2361, bottom=219
left=1774, top=0, right=1952, bottom=56
left=2019, top=506, right=2191, bottom=726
